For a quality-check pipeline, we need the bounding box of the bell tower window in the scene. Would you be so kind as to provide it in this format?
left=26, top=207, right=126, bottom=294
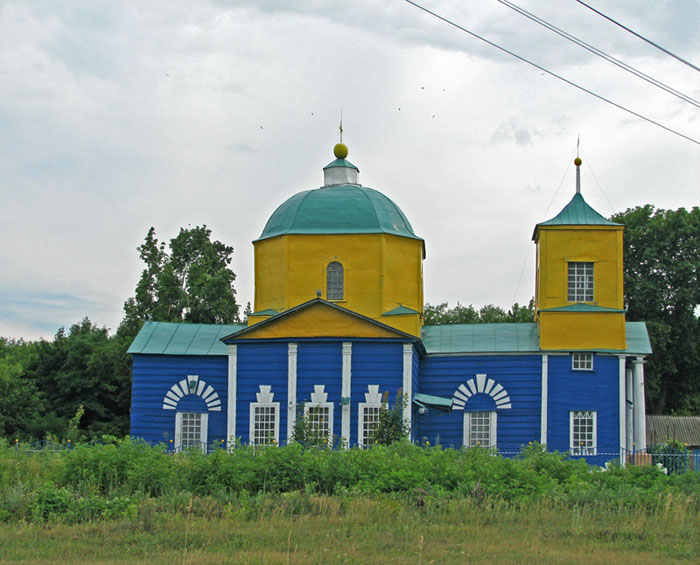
left=326, top=261, right=344, bottom=300
left=568, top=262, right=594, bottom=302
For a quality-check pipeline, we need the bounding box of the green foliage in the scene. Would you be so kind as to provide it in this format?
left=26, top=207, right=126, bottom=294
left=291, top=404, right=332, bottom=448
left=0, top=338, right=43, bottom=439
left=611, top=205, right=700, bottom=414
left=370, top=392, right=410, bottom=446
left=121, top=225, right=240, bottom=335
left=424, top=299, right=534, bottom=326
left=1, top=440, right=699, bottom=528
left=25, top=318, right=131, bottom=439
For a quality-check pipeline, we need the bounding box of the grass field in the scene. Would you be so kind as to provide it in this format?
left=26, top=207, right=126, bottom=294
left=1, top=440, right=699, bottom=562
left=0, top=495, right=698, bottom=563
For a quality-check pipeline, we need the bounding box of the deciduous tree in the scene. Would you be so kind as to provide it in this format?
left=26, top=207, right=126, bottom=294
left=121, top=225, right=240, bottom=335
left=612, top=205, right=700, bottom=414
left=424, top=300, right=534, bottom=326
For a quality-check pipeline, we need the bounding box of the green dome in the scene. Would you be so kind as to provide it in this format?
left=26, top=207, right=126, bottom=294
left=256, top=184, right=422, bottom=242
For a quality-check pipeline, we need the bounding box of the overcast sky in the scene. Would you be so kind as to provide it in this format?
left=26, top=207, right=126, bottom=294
left=1, top=0, right=698, bottom=340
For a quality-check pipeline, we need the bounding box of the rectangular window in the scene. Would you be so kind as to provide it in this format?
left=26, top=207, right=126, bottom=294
left=252, top=404, right=279, bottom=446
left=568, top=262, right=594, bottom=302
left=570, top=410, right=597, bottom=455
left=358, top=404, right=382, bottom=447
left=464, top=411, right=497, bottom=448
left=175, top=412, right=208, bottom=453
left=305, top=404, right=333, bottom=443
left=572, top=352, right=594, bottom=371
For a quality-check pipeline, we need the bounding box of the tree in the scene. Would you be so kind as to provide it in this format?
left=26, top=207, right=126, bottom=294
left=424, top=299, right=534, bottom=326
left=611, top=205, right=700, bottom=414
left=27, top=318, right=131, bottom=438
left=0, top=338, right=44, bottom=439
left=121, top=225, right=240, bottom=335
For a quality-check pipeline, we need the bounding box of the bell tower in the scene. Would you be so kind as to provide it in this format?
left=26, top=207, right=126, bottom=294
left=533, top=157, right=626, bottom=350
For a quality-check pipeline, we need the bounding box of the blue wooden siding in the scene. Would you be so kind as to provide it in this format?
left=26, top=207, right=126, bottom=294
left=297, top=342, right=343, bottom=445
left=412, top=346, right=420, bottom=442
left=547, top=353, right=620, bottom=465
left=235, top=342, right=288, bottom=445
left=416, top=354, right=542, bottom=450
left=350, top=342, right=404, bottom=446
left=130, top=354, right=228, bottom=447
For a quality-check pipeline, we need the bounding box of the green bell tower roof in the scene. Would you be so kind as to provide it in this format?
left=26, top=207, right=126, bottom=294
left=533, top=157, right=621, bottom=240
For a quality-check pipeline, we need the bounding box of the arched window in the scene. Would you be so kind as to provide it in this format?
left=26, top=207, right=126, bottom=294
left=326, top=261, right=343, bottom=300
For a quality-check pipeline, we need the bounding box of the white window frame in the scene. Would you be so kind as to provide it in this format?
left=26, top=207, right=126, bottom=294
left=249, top=385, right=280, bottom=446
left=304, top=384, right=334, bottom=443
left=326, top=261, right=344, bottom=301
left=463, top=411, right=497, bottom=448
left=358, top=404, right=382, bottom=448
left=567, top=262, right=594, bottom=302
left=174, top=412, right=208, bottom=453
left=570, top=410, right=597, bottom=455
left=572, top=352, right=594, bottom=371
left=304, top=403, right=334, bottom=444
left=358, top=385, right=383, bottom=448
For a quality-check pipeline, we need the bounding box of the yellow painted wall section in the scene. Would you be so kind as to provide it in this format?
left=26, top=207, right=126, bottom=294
left=382, top=235, right=424, bottom=315
left=539, top=312, right=626, bottom=350
left=253, top=233, right=424, bottom=336
left=241, top=303, right=405, bottom=339
left=535, top=226, right=624, bottom=311
left=381, top=314, right=421, bottom=336
left=253, top=237, right=287, bottom=311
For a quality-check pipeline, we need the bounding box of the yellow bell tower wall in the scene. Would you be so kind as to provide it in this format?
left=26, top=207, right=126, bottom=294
left=539, top=311, right=626, bottom=350
left=535, top=224, right=625, bottom=350
left=535, top=226, right=624, bottom=311
left=253, top=233, right=424, bottom=336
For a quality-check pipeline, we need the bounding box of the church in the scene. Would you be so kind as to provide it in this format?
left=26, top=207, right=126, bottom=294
left=128, top=143, right=651, bottom=465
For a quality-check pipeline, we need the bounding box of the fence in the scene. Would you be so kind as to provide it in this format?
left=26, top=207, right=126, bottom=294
left=625, top=445, right=700, bottom=474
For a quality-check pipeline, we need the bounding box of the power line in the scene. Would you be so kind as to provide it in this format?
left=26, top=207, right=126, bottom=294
left=403, top=0, right=700, bottom=146
left=495, top=0, right=700, bottom=109
left=574, top=0, right=700, bottom=73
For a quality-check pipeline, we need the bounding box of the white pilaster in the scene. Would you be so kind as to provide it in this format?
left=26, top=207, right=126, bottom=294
left=633, top=357, right=647, bottom=451
left=618, top=355, right=627, bottom=464
left=626, top=366, right=634, bottom=454
left=287, top=343, right=298, bottom=443
left=540, top=354, right=548, bottom=445
left=226, top=344, right=237, bottom=449
left=341, top=342, right=352, bottom=447
left=402, top=344, right=413, bottom=434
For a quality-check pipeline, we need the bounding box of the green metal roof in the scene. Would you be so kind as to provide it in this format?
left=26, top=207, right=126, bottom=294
left=539, top=304, right=626, bottom=313
left=127, top=321, right=245, bottom=355
left=624, top=322, right=653, bottom=355
left=128, top=320, right=651, bottom=356
left=382, top=305, right=421, bottom=316
left=323, top=158, right=359, bottom=170
left=422, top=323, right=540, bottom=354
left=256, top=184, right=423, bottom=242
left=533, top=193, right=621, bottom=240
left=421, top=322, right=651, bottom=355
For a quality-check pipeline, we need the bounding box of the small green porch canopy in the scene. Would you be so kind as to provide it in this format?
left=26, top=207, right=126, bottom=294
left=413, top=393, right=453, bottom=413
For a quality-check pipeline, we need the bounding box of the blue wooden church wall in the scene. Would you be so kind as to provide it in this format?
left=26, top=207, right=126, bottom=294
left=547, top=353, right=620, bottom=466
left=415, top=354, right=542, bottom=451
left=130, top=346, right=623, bottom=461
left=236, top=342, right=288, bottom=445
left=131, top=354, right=228, bottom=447
left=349, top=341, right=404, bottom=446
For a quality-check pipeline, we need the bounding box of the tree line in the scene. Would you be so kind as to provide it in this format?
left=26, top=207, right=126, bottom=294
left=0, top=205, right=698, bottom=440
